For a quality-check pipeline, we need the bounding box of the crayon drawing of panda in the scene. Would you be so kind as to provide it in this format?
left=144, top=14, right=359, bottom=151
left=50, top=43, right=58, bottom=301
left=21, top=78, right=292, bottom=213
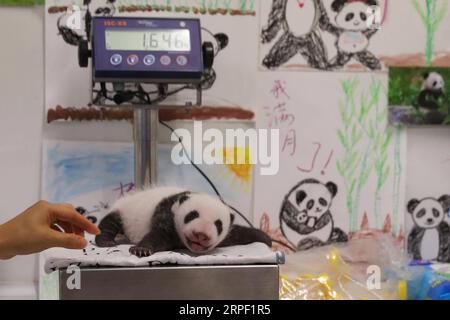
left=279, top=179, right=348, bottom=251
left=317, top=0, right=381, bottom=70
left=261, top=0, right=329, bottom=70
left=407, top=195, right=450, bottom=263
left=95, top=187, right=272, bottom=257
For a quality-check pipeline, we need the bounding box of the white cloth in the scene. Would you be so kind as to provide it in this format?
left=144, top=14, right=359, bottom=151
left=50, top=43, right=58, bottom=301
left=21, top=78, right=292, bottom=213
left=43, top=238, right=285, bottom=274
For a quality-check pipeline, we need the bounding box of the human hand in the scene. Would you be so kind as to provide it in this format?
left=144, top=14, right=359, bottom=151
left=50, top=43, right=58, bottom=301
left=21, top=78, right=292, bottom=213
left=0, top=201, right=100, bottom=259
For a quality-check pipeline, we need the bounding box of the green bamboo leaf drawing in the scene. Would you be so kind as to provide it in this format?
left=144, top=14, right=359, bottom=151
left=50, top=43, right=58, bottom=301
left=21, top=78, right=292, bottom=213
left=434, top=0, right=448, bottom=27
left=412, top=0, right=427, bottom=24
left=337, top=129, right=348, bottom=149
left=380, top=166, right=390, bottom=188
left=349, top=179, right=357, bottom=194
left=382, top=132, right=393, bottom=151
left=336, top=160, right=344, bottom=177
left=345, top=151, right=359, bottom=171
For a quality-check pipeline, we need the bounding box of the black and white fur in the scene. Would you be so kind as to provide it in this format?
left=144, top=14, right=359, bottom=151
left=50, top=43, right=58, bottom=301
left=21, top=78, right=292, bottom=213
left=279, top=179, right=347, bottom=251
left=261, top=0, right=329, bottom=70
left=318, top=0, right=381, bottom=70
left=417, top=72, right=446, bottom=124
left=95, top=187, right=271, bottom=257
left=407, top=195, right=450, bottom=263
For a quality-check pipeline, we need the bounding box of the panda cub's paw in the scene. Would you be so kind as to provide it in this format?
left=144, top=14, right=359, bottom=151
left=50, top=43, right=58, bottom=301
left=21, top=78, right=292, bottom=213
left=129, top=246, right=152, bottom=258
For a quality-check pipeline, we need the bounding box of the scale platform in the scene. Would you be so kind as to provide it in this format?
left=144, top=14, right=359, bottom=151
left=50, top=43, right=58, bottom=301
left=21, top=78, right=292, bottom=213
left=58, top=265, right=280, bottom=300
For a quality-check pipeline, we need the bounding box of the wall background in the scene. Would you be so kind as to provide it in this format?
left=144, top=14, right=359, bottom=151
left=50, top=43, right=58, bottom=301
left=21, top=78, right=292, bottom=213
left=0, top=5, right=449, bottom=298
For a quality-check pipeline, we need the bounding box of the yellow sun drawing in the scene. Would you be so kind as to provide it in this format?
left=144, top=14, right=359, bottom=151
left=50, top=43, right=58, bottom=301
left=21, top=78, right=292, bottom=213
left=213, top=146, right=253, bottom=193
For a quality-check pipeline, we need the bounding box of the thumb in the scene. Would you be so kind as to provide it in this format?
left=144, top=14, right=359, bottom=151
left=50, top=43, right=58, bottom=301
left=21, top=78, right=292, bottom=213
left=48, top=230, right=87, bottom=250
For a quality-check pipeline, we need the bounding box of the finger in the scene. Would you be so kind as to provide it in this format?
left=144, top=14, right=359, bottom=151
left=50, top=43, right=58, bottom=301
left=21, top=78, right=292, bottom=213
left=55, top=221, right=85, bottom=236
left=50, top=205, right=100, bottom=235
left=72, top=225, right=85, bottom=237
left=53, top=220, right=85, bottom=237
left=47, top=230, right=87, bottom=250
left=57, top=222, right=74, bottom=234
left=60, top=203, right=75, bottom=210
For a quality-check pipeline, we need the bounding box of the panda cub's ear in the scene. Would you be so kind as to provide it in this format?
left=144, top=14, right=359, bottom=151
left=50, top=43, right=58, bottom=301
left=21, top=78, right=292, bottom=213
left=178, top=193, right=190, bottom=205
left=325, top=182, right=338, bottom=198
left=331, top=0, right=345, bottom=12
left=422, top=72, right=430, bottom=80
left=172, top=192, right=191, bottom=211
left=407, top=199, right=420, bottom=214
left=438, top=195, right=450, bottom=213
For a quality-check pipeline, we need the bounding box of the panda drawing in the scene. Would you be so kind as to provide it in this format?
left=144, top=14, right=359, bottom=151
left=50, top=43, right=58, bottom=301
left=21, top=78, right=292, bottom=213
left=317, top=0, right=381, bottom=70
left=95, top=187, right=272, bottom=257
left=417, top=72, right=447, bottom=125
left=261, top=0, right=329, bottom=70
left=407, top=196, right=450, bottom=263
left=279, top=179, right=348, bottom=251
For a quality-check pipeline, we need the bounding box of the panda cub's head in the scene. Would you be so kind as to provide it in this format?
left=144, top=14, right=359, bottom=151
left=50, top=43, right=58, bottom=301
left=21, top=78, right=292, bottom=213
left=408, top=195, right=450, bottom=229
left=332, top=0, right=378, bottom=31
left=286, top=179, right=338, bottom=219
left=422, top=72, right=445, bottom=94
left=172, top=193, right=233, bottom=253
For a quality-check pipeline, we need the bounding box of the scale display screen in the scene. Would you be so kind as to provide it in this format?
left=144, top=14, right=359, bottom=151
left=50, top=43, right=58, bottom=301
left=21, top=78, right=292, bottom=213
left=105, top=29, right=191, bottom=52
left=92, top=17, right=203, bottom=83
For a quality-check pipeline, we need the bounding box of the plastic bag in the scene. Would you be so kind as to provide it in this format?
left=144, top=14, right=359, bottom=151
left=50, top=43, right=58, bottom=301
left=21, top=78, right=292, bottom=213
left=280, top=235, right=414, bottom=300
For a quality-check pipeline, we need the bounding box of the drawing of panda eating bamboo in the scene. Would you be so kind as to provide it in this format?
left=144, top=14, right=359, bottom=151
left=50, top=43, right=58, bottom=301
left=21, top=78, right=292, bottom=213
left=279, top=179, right=348, bottom=250
left=261, top=0, right=382, bottom=71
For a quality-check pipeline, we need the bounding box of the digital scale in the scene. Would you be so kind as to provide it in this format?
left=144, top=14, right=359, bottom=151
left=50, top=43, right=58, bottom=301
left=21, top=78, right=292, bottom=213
left=91, top=17, right=204, bottom=83
left=52, top=14, right=281, bottom=300
left=78, top=16, right=215, bottom=186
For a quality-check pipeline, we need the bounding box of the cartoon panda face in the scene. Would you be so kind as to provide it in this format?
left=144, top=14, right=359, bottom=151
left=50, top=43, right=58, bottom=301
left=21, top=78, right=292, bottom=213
left=89, top=0, right=116, bottom=16
left=296, top=211, right=309, bottom=224
left=332, top=0, right=377, bottom=31
left=422, top=72, right=445, bottom=93
left=408, top=197, right=448, bottom=229
left=172, top=193, right=232, bottom=253
left=286, top=179, right=338, bottom=219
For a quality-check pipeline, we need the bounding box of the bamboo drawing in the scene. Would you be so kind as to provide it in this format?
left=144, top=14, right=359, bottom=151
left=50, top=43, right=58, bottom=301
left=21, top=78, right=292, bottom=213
left=336, top=77, right=363, bottom=232
left=367, top=79, right=392, bottom=229
left=337, top=77, right=394, bottom=232
left=392, top=125, right=403, bottom=235
left=412, top=0, right=449, bottom=66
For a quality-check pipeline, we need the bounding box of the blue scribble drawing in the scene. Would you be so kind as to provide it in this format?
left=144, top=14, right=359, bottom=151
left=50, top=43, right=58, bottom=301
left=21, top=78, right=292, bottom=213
left=45, top=142, right=134, bottom=203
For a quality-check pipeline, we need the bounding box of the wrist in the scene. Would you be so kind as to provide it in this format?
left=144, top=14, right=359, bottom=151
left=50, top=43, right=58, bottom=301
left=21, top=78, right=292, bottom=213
left=0, top=223, right=17, bottom=259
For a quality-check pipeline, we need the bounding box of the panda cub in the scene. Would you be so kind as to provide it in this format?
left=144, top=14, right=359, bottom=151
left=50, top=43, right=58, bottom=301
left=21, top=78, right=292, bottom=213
left=407, top=195, right=450, bottom=262
left=418, top=72, right=446, bottom=124
left=95, top=187, right=271, bottom=257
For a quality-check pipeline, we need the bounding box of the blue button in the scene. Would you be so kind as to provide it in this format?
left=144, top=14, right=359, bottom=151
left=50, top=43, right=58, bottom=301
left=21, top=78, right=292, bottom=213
left=143, top=54, right=156, bottom=66
left=176, top=55, right=188, bottom=66
left=110, top=54, right=122, bottom=66
left=160, top=55, right=172, bottom=66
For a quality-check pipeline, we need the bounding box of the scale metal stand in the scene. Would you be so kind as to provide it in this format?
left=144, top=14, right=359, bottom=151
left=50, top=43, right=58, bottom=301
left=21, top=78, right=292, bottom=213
left=56, top=16, right=279, bottom=300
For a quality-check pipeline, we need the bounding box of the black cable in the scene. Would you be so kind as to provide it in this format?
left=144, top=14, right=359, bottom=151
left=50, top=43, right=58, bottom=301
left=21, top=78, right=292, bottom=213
left=271, top=239, right=296, bottom=252
left=159, top=120, right=296, bottom=252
